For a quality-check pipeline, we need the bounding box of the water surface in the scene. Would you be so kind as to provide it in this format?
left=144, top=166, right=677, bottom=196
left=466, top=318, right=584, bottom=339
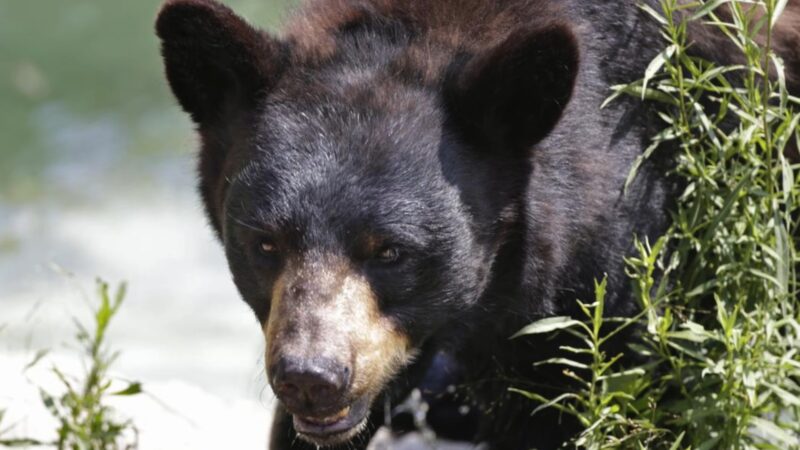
left=1, top=1, right=294, bottom=447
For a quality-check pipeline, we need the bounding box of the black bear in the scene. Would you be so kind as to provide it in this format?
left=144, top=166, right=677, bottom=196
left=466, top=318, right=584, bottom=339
left=155, top=0, right=800, bottom=448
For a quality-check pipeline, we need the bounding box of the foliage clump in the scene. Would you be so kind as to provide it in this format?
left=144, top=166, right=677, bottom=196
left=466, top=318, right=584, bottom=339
left=513, top=0, right=800, bottom=448
left=0, top=281, right=142, bottom=450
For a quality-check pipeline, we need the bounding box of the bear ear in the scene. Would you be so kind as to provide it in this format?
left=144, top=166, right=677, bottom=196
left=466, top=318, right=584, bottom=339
left=156, top=0, right=286, bottom=124
left=444, top=24, right=579, bottom=156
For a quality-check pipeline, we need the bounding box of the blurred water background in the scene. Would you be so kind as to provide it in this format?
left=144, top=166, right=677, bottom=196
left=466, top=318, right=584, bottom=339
left=0, top=1, right=294, bottom=448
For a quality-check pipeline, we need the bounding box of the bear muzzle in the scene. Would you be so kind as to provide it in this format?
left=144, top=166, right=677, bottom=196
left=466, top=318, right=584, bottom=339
left=270, top=355, right=371, bottom=445
left=263, top=256, right=416, bottom=445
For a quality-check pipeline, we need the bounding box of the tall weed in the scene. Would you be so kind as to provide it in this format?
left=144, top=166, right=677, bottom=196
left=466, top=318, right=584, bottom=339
left=0, top=281, right=142, bottom=450
left=514, top=0, right=800, bottom=448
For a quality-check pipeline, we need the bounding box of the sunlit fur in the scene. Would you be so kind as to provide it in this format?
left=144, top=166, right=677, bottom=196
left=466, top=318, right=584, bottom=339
left=156, top=0, right=800, bottom=448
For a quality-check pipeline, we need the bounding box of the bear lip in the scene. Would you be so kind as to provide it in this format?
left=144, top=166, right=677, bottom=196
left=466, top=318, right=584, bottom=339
left=292, top=397, right=371, bottom=446
left=299, top=406, right=350, bottom=426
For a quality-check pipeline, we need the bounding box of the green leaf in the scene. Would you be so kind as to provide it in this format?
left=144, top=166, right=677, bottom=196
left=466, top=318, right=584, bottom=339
left=642, top=44, right=677, bottom=97
left=0, top=438, right=52, bottom=447
left=509, top=389, right=579, bottom=417
left=625, top=141, right=661, bottom=194
left=773, top=0, right=789, bottom=27
left=96, top=280, right=113, bottom=332
left=532, top=358, right=589, bottom=370
left=773, top=215, right=791, bottom=297
left=599, top=367, right=646, bottom=381
left=638, top=3, right=668, bottom=25
left=510, top=317, right=583, bottom=339
left=593, top=277, right=607, bottom=336
left=748, top=268, right=782, bottom=289
left=689, top=0, right=731, bottom=20
left=696, top=435, right=721, bottom=450
left=113, top=282, right=128, bottom=312
left=667, top=432, right=686, bottom=450
left=111, top=382, right=142, bottom=397
left=23, top=349, right=49, bottom=371
left=603, top=82, right=678, bottom=108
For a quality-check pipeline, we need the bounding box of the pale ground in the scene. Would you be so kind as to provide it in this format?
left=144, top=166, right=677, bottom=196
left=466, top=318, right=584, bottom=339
left=0, top=173, right=275, bottom=449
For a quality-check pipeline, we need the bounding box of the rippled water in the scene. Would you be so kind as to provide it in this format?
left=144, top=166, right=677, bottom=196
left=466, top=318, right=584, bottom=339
left=0, top=1, right=294, bottom=447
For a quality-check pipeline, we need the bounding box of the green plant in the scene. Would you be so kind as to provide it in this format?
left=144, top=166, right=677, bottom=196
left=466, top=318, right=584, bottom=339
left=512, top=0, right=800, bottom=448
left=511, top=278, right=668, bottom=448
left=0, top=281, right=142, bottom=450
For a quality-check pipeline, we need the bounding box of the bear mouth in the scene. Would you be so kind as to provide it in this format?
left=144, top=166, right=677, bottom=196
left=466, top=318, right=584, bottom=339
left=292, top=396, right=371, bottom=446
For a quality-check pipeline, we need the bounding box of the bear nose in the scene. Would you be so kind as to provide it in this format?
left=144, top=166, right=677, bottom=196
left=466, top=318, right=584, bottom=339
left=272, top=356, right=350, bottom=412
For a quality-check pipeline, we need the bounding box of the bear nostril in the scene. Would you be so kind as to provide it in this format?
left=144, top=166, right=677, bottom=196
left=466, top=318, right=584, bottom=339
left=278, top=382, right=300, bottom=399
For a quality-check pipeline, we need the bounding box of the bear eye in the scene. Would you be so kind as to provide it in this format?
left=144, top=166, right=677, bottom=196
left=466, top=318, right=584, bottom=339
left=375, top=245, right=401, bottom=264
left=258, top=239, right=279, bottom=256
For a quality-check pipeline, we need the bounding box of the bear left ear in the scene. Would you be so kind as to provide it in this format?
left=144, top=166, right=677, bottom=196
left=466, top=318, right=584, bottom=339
left=156, top=0, right=286, bottom=125
left=444, top=24, right=579, bottom=156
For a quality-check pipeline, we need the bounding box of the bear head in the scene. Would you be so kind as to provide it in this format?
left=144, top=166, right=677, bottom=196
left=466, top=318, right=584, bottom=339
left=156, top=0, right=578, bottom=445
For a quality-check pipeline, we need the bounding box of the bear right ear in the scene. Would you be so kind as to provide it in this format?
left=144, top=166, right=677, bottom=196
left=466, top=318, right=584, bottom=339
left=444, top=24, right=579, bottom=157
left=156, top=0, right=286, bottom=124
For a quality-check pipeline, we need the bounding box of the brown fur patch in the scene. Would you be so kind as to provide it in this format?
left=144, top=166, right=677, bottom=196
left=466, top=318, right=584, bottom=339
left=773, top=3, right=800, bottom=89
left=264, top=254, right=414, bottom=403
left=685, top=1, right=800, bottom=159
left=686, top=1, right=800, bottom=90
left=281, top=0, right=566, bottom=84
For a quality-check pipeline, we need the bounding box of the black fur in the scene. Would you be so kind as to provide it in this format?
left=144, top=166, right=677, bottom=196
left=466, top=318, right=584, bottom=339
left=156, top=0, right=800, bottom=448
